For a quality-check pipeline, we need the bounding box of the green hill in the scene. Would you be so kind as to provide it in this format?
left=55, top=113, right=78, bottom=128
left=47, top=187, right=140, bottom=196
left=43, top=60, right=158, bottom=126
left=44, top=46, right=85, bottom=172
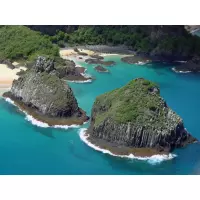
left=0, top=26, right=59, bottom=62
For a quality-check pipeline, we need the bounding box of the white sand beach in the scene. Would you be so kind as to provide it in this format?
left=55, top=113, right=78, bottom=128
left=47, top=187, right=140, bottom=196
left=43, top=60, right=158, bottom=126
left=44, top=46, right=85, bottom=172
left=60, top=48, right=95, bottom=57
left=0, top=63, right=27, bottom=96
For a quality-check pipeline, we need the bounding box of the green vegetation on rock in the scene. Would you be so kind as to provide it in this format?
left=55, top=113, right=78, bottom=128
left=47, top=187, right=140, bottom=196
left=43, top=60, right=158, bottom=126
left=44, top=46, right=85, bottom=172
left=93, top=78, right=172, bottom=127
left=88, top=78, right=197, bottom=153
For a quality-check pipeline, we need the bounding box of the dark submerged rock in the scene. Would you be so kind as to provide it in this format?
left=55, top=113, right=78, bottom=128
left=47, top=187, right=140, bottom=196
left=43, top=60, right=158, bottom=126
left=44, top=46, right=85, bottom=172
left=85, top=58, right=115, bottom=66
left=94, top=65, right=109, bottom=73
left=121, top=55, right=151, bottom=64
left=90, top=54, right=104, bottom=60
left=174, top=56, right=200, bottom=73
left=86, top=78, right=197, bottom=156
left=78, top=52, right=88, bottom=56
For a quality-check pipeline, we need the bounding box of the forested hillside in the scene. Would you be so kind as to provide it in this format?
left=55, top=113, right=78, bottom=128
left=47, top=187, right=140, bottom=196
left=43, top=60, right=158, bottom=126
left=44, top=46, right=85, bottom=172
left=0, top=26, right=59, bottom=62
left=28, top=25, right=200, bottom=60
left=1, top=25, right=200, bottom=62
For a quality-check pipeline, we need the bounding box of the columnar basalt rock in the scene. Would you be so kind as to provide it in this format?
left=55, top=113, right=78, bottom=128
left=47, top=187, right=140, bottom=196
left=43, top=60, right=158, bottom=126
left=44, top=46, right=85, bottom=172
left=87, top=78, right=197, bottom=155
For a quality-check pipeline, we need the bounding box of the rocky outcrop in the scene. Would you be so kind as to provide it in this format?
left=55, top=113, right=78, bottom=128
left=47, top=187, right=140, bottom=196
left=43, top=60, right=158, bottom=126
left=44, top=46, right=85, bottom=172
left=3, top=56, right=89, bottom=126
left=31, top=56, right=91, bottom=81
left=121, top=55, right=151, bottom=64
left=87, top=78, right=197, bottom=156
left=90, top=54, right=104, bottom=60
left=0, top=59, right=15, bottom=69
left=94, top=65, right=109, bottom=73
left=85, top=58, right=115, bottom=66
left=173, top=56, right=200, bottom=73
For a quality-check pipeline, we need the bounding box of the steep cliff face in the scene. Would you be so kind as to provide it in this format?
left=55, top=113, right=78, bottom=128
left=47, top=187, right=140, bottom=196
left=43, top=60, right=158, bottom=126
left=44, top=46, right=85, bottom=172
left=10, top=70, right=80, bottom=117
left=3, top=56, right=89, bottom=125
left=88, top=78, right=197, bottom=153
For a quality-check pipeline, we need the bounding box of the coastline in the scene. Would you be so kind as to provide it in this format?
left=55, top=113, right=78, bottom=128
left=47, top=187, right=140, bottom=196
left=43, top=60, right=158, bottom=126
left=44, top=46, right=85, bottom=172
left=59, top=45, right=132, bottom=60
left=60, top=46, right=191, bottom=71
left=63, top=67, right=93, bottom=83
left=79, top=128, right=176, bottom=164
left=3, top=92, right=89, bottom=127
left=0, top=63, right=27, bottom=96
left=4, top=97, right=88, bottom=129
left=70, top=45, right=136, bottom=55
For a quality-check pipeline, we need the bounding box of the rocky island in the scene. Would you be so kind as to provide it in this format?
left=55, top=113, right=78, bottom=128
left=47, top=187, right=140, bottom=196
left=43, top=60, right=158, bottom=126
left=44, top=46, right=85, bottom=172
left=121, top=55, right=151, bottom=65
left=85, top=58, right=115, bottom=66
left=94, top=65, right=109, bottom=73
left=54, top=58, right=91, bottom=81
left=84, top=78, right=197, bottom=157
left=3, top=56, right=89, bottom=126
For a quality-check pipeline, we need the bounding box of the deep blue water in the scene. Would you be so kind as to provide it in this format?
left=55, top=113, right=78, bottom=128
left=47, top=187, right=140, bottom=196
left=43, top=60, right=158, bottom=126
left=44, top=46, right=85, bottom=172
left=1, top=55, right=200, bottom=175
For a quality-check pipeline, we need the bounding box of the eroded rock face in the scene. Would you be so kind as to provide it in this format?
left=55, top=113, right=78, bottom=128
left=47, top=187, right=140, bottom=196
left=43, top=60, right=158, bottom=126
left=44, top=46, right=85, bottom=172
left=34, top=56, right=55, bottom=73
left=10, top=71, right=80, bottom=117
left=3, top=56, right=89, bottom=123
left=88, top=78, right=197, bottom=152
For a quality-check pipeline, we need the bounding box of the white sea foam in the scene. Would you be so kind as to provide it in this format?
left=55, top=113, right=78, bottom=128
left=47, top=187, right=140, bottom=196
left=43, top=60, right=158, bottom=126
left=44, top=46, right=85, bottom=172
left=172, top=67, right=191, bottom=73
left=80, top=72, right=91, bottom=78
left=5, top=97, right=15, bottom=105
left=25, top=114, right=49, bottom=128
left=75, top=64, right=82, bottom=68
left=100, top=53, right=119, bottom=57
left=54, top=124, right=80, bottom=129
left=53, top=120, right=88, bottom=129
left=136, top=61, right=146, bottom=65
left=79, top=128, right=177, bottom=165
left=4, top=97, right=85, bottom=129
left=68, top=79, right=92, bottom=83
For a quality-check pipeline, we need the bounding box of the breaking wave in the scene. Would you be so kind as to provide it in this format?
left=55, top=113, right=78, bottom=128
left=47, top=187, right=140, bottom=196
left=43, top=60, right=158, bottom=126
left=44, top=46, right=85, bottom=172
left=4, top=97, right=85, bottom=129
left=79, top=128, right=177, bottom=165
left=68, top=79, right=92, bottom=83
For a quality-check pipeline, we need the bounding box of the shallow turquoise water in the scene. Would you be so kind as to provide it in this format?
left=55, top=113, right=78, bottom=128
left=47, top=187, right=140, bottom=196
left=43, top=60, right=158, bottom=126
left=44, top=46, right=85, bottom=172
left=1, top=55, right=200, bottom=175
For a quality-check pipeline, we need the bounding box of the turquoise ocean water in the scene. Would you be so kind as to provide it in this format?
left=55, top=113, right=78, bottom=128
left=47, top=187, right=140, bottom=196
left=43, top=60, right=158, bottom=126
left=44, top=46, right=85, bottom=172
left=1, top=55, right=200, bottom=175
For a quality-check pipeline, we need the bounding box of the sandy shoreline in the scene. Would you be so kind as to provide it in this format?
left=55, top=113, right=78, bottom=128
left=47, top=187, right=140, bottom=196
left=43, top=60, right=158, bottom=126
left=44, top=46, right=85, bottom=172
left=0, top=63, right=27, bottom=96
left=72, top=45, right=135, bottom=55
left=59, top=46, right=131, bottom=60
left=60, top=48, right=95, bottom=57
